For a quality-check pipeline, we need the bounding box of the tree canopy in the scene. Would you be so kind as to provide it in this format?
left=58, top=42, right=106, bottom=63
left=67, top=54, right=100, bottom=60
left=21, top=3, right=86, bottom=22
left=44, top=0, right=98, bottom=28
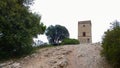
left=45, top=25, right=69, bottom=45
left=0, top=0, right=46, bottom=59
left=102, top=20, right=120, bottom=67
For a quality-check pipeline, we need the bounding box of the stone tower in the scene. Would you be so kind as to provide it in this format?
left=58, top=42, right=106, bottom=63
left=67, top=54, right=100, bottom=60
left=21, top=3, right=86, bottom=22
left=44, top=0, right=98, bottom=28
left=78, top=20, right=92, bottom=43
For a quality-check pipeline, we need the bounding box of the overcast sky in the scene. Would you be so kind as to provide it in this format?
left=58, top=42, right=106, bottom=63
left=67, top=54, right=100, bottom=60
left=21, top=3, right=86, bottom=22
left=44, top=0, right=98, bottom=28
left=31, top=0, right=120, bottom=43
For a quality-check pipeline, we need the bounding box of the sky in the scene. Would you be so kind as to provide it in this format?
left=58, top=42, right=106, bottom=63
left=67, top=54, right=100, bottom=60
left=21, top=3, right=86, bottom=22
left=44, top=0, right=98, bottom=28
left=31, top=0, right=120, bottom=43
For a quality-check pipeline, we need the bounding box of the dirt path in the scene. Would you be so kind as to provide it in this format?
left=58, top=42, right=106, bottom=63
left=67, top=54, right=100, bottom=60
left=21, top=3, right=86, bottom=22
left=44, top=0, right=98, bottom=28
left=0, top=43, right=111, bottom=68
left=66, top=44, right=111, bottom=68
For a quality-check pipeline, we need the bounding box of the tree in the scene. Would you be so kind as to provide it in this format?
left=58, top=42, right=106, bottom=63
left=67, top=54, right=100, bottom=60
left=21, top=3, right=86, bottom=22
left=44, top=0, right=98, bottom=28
left=102, top=20, right=120, bottom=67
left=45, top=25, right=69, bottom=45
left=111, top=20, right=120, bottom=29
left=0, top=0, right=46, bottom=59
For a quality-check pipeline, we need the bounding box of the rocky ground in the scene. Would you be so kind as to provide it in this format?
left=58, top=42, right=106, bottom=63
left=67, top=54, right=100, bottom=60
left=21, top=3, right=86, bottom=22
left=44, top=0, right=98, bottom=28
left=0, top=43, right=111, bottom=68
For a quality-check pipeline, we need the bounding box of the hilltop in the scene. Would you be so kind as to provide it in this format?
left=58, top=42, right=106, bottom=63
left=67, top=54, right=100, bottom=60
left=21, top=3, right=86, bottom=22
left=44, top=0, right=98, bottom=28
left=0, top=43, right=111, bottom=68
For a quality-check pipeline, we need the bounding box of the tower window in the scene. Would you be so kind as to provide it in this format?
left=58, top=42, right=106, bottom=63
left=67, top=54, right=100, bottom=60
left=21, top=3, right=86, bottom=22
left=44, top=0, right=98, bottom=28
left=83, top=32, right=86, bottom=37
left=83, top=25, right=85, bottom=27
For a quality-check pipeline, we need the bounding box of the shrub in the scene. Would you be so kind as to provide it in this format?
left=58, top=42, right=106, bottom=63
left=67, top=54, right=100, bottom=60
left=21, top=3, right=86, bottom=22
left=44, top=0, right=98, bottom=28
left=61, top=38, right=80, bottom=45
left=102, top=21, right=120, bottom=68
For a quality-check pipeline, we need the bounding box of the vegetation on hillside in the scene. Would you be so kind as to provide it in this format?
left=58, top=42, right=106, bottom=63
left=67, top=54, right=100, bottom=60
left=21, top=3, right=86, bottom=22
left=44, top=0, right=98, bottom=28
left=102, top=20, right=120, bottom=68
left=61, top=38, right=80, bottom=45
left=0, top=0, right=46, bottom=60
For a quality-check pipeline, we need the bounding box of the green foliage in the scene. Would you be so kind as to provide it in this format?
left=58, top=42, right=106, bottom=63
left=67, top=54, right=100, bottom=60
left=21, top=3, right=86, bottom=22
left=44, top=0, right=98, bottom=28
left=17, top=0, right=34, bottom=5
left=61, top=38, right=80, bottom=45
left=102, top=21, right=120, bottom=68
left=0, top=0, right=46, bottom=60
left=45, top=25, right=69, bottom=45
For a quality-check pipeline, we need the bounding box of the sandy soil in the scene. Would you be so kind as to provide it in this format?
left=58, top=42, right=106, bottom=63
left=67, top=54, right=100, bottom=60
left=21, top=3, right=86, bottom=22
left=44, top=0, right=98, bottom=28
left=0, top=43, right=111, bottom=68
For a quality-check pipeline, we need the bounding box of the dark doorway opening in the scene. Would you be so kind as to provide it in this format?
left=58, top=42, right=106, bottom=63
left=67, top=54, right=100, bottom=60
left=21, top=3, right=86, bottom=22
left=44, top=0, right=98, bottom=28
left=83, top=32, right=86, bottom=37
left=87, top=38, right=90, bottom=43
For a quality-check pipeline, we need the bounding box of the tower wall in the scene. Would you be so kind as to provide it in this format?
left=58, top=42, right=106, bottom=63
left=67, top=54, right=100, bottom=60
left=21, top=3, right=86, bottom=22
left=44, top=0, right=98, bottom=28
left=78, top=20, right=92, bottom=43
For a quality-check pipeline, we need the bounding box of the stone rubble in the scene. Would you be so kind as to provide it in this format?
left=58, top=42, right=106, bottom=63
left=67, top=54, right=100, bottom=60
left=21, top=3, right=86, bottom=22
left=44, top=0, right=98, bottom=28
left=0, top=44, right=111, bottom=68
left=0, top=62, right=21, bottom=68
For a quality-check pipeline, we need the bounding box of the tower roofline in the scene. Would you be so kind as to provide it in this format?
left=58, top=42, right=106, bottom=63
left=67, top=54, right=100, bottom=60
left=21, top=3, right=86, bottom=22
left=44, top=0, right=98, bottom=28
left=78, top=20, right=91, bottom=24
